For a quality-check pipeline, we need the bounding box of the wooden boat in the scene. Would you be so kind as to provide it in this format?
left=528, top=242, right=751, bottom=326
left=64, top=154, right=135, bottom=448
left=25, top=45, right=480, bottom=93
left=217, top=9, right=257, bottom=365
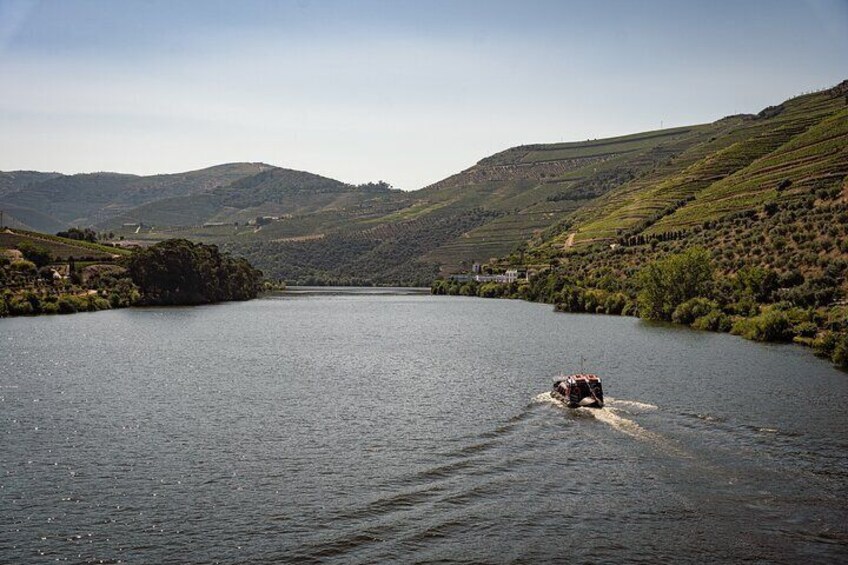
left=551, top=374, right=604, bottom=408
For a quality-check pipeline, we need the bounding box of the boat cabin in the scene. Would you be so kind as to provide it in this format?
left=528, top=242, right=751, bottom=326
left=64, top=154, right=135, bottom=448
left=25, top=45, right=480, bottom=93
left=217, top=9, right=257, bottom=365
left=552, top=373, right=604, bottom=408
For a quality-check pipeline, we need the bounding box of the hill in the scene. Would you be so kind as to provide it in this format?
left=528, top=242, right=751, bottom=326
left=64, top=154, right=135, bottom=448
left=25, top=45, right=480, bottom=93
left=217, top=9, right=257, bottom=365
left=1, top=80, right=846, bottom=287
left=223, top=82, right=845, bottom=284
left=0, top=228, right=130, bottom=261
left=107, top=167, right=407, bottom=228
left=0, top=162, right=273, bottom=232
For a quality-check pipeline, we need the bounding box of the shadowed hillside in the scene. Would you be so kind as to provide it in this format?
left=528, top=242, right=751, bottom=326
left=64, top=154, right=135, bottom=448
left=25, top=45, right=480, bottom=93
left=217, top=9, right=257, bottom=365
left=0, top=162, right=273, bottom=232
left=2, top=81, right=846, bottom=286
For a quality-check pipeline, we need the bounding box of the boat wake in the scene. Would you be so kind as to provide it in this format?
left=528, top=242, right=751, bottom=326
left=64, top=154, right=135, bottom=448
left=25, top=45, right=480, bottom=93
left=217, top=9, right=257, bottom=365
left=587, top=406, right=664, bottom=443
left=535, top=391, right=686, bottom=457
left=605, top=397, right=658, bottom=411
left=532, top=391, right=561, bottom=406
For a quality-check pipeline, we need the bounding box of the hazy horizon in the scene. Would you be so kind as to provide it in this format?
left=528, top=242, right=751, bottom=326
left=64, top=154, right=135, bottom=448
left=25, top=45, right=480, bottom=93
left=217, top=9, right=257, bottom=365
left=1, top=0, right=847, bottom=190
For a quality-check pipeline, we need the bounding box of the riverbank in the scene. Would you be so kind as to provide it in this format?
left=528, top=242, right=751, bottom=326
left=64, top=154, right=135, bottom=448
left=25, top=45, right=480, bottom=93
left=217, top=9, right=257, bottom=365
left=1, top=238, right=264, bottom=318
left=432, top=247, right=848, bottom=370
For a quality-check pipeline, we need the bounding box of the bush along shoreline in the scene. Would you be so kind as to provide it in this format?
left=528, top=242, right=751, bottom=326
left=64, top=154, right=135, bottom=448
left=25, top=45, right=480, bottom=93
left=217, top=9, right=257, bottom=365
left=1, top=239, right=263, bottom=317
left=432, top=246, right=848, bottom=370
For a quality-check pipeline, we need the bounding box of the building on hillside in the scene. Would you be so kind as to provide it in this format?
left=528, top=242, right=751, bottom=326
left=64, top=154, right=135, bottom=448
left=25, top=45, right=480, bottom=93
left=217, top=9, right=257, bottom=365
left=448, top=269, right=525, bottom=284
left=503, top=269, right=519, bottom=283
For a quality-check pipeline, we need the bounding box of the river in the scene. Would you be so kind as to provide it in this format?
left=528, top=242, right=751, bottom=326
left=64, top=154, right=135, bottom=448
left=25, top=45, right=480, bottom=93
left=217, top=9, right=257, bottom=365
left=1, top=291, right=846, bottom=563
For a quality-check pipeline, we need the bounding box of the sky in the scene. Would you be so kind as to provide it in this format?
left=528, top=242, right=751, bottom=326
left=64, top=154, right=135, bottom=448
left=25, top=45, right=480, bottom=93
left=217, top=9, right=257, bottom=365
left=0, top=0, right=846, bottom=190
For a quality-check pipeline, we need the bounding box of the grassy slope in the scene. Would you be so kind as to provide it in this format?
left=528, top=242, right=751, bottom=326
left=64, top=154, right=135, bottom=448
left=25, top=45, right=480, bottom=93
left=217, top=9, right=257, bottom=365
left=648, top=105, right=848, bottom=233
left=413, top=125, right=719, bottom=270
left=550, top=88, right=847, bottom=247
left=0, top=229, right=130, bottom=260
left=0, top=163, right=272, bottom=231
left=80, top=84, right=848, bottom=283
left=104, top=167, right=406, bottom=228
left=3, top=82, right=845, bottom=284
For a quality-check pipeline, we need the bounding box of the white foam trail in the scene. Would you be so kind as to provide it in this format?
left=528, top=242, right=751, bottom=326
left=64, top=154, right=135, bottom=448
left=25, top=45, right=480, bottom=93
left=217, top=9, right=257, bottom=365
left=532, top=392, right=560, bottom=406
left=591, top=408, right=688, bottom=457
left=534, top=391, right=686, bottom=457
left=586, top=407, right=657, bottom=440
left=606, top=397, right=658, bottom=411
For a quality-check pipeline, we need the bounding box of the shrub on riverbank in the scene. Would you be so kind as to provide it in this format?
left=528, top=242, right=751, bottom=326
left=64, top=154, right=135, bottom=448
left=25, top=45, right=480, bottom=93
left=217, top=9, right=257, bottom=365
left=0, top=289, right=113, bottom=316
left=731, top=309, right=794, bottom=342
left=637, top=247, right=713, bottom=321
left=690, top=309, right=732, bottom=332
left=813, top=331, right=848, bottom=368
left=672, top=297, right=718, bottom=326
left=432, top=245, right=847, bottom=368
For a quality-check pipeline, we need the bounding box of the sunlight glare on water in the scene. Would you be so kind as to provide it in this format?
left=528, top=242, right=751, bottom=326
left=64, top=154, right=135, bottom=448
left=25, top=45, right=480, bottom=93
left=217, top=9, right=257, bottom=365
left=1, top=293, right=846, bottom=563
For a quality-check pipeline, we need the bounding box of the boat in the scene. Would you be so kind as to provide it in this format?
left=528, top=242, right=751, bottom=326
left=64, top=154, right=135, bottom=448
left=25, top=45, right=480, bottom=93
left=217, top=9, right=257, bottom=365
left=551, top=374, right=604, bottom=408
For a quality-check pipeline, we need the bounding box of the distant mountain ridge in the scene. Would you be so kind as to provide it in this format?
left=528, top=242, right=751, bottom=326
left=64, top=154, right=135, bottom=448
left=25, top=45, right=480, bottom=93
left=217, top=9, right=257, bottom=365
left=0, top=162, right=274, bottom=231
left=1, top=79, right=846, bottom=285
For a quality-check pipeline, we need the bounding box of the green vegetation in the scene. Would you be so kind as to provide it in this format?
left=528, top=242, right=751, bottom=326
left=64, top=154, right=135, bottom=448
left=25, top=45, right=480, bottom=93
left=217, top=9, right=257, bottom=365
left=1, top=230, right=263, bottom=316
left=6, top=82, right=841, bottom=288
left=15, top=241, right=52, bottom=268
left=56, top=227, right=98, bottom=242
left=2, top=80, right=847, bottom=367
left=0, top=163, right=272, bottom=232
left=433, top=234, right=848, bottom=368
left=0, top=229, right=128, bottom=261
left=126, top=239, right=262, bottom=305
left=0, top=247, right=135, bottom=317
left=637, top=247, right=713, bottom=320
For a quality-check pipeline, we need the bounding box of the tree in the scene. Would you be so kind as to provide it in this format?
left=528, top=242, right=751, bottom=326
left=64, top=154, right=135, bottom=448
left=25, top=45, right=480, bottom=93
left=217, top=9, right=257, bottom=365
left=734, top=266, right=779, bottom=302
left=16, top=241, right=52, bottom=268
left=637, top=247, right=714, bottom=320
left=125, top=239, right=262, bottom=305
left=56, top=227, right=97, bottom=243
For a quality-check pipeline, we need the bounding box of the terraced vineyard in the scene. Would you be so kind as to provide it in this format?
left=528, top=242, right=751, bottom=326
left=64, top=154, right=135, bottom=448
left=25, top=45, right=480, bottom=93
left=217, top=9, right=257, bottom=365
left=409, top=123, right=726, bottom=270
left=0, top=229, right=129, bottom=261
left=3, top=81, right=845, bottom=285
left=648, top=105, right=848, bottom=233
left=545, top=84, right=848, bottom=249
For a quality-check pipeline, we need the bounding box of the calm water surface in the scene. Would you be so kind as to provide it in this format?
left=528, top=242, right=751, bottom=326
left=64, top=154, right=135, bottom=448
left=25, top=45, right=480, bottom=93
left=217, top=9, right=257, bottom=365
left=1, top=293, right=846, bottom=563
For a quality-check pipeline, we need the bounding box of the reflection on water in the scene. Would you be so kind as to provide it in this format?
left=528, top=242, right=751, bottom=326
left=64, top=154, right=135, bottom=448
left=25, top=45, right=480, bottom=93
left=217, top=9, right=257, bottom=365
left=276, top=286, right=431, bottom=297
left=1, top=294, right=846, bottom=563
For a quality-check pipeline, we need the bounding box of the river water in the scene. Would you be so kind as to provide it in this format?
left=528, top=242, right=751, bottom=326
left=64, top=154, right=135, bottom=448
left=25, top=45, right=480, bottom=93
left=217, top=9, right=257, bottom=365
left=1, top=291, right=846, bottom=563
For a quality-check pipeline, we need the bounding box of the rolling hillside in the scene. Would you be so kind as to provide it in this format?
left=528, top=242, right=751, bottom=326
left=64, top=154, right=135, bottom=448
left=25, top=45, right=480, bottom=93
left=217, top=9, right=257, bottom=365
left=545, top=83, right=848, bottom=248
left=1, top=80, right=846, bottom=285
left=0, top=228, right=129, bottom=261
left=0, top=162, right=273, bottom=232
left=109, top=168, right=408, bottom=228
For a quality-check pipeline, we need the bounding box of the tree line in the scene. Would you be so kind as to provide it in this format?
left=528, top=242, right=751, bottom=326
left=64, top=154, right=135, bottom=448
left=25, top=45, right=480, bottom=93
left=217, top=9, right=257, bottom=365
left=1, top=238, right=264, bottom=316
left=432, top=246, right=848, bottom=369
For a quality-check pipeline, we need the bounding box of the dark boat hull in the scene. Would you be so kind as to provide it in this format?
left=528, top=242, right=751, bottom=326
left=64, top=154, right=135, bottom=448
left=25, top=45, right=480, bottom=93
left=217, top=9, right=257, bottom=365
left=551, top=389, right=604, bottom=408
left=552, top=375, right=604, bottom=409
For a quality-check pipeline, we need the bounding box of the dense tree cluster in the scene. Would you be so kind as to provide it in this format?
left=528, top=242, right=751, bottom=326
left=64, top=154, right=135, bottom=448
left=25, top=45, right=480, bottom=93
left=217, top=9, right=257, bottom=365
left=56, top=227, right=98, bottom=243
left=2, top=237, right=264, bottom=316
left=637, top=247, right=713, bottom=320
left=126, top=239, right=262, bottom=305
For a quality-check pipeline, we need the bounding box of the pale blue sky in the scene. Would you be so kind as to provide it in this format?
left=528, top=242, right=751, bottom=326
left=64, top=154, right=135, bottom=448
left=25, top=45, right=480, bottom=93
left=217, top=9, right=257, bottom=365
left=1, top=0, right=846, bottom=189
